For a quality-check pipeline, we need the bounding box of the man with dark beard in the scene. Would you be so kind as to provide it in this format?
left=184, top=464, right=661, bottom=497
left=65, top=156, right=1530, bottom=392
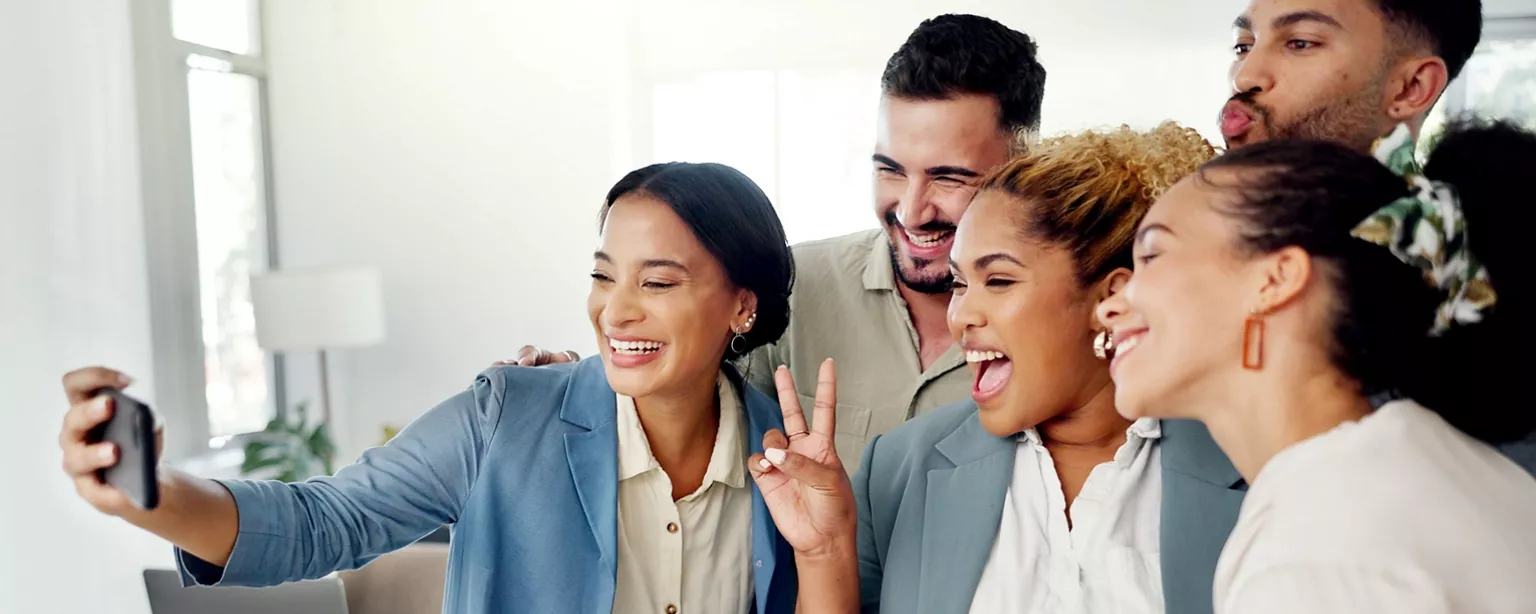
left=1218, top=0, right=1481, bottom=154
left=505, top=15, right=1046, bottom=472
left=741, top=15, right=1045, bottom=471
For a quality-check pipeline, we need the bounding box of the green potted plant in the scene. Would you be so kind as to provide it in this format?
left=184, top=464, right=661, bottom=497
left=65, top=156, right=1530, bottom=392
left=240, top=401, right=336, bottom=482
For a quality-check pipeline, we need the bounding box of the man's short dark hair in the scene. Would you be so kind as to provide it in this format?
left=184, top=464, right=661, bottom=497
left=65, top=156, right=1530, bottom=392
left=881, top=14, right=1046, bottom=135
left=1376, top=0, right=1482, bottom=81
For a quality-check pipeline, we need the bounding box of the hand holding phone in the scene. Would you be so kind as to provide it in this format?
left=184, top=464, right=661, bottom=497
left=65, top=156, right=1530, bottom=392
left=84, top=388, right=160, bottom=510
left=60, top=367, right=162, bottom=516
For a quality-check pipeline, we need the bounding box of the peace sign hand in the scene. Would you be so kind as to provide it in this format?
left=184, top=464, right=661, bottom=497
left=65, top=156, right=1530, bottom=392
left=748, top=359, right=856, bottom=558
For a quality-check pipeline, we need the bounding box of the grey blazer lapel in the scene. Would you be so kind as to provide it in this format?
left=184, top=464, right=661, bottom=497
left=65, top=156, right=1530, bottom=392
left=918, top=411, right=1015, bottom=614
left=1159, top=419, right=1246, bottom=614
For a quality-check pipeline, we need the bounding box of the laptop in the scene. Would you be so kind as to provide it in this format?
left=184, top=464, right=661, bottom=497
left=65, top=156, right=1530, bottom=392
left=143, top=569, right=349, bottom=614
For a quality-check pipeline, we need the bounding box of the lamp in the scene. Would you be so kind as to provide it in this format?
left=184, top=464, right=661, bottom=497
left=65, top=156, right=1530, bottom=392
left=251, top=266, right=386, bottom=424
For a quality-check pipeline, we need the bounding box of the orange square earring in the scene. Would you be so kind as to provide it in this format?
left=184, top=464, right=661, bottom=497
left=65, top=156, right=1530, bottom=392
left=1242, top=312, right=1265, bottom=370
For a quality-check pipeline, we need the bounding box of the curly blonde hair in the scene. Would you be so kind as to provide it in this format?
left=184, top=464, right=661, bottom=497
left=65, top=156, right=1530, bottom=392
left=977, top=121, right=1216, bottom=283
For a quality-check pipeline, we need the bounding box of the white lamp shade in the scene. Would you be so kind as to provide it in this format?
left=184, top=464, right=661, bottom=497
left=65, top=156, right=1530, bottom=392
left=251, top=267, right=386, bottom=351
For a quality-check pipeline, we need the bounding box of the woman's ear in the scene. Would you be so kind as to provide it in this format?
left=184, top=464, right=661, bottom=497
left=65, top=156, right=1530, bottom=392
left=1089, top=268, right=1133, bottom=330
left=735, top=289, right=760, bottom=332
left=1101, top=268, right=1132, bottom=301
left=1253, top=246, right=1313, bottom=314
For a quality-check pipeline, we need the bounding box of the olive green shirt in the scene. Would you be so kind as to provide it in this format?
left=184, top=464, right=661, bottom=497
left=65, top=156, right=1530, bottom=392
left=743, top=229, right=971, bottom=473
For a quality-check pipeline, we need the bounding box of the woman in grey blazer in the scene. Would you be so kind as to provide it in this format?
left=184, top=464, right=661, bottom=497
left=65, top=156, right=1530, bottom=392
left=754, top=124, right=1243, bottom=614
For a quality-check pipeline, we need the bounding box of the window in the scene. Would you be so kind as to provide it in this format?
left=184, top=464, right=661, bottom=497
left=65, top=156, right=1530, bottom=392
left=187, top=60, right=273, bottom=438
left=172, top=0, right=260, bottom=56
left=650, top=70, right=881, bottom=245
left=1459, top=38, right=1536, bottom=129
left=131, top=0, right=280, bottom=458
left=1420, top=18, right=1536, bottom=152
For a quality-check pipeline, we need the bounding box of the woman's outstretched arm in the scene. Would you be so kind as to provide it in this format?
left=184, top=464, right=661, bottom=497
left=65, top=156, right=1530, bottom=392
left=59, top=366, right=508, bottom=586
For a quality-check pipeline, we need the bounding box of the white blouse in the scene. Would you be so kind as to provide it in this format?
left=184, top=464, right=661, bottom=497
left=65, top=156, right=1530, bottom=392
left=968, top=418, right=1164, bottom=614
left=613, top=373, right=753, bottom=614
left=1215, top=400, right=1536, bottom=614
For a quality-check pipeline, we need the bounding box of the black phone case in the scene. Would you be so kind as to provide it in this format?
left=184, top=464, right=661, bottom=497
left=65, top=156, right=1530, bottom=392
left=85, top=389, right=159, bottom=510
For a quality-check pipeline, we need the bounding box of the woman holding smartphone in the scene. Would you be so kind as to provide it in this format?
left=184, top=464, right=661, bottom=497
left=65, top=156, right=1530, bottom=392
left=57, top=162, right=802, bottom=614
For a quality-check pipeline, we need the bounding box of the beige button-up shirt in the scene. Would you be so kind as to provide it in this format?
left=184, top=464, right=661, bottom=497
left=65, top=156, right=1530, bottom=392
left=745, top=229, right=971, bottom=473
left=613, top=373, right=753, bottom=614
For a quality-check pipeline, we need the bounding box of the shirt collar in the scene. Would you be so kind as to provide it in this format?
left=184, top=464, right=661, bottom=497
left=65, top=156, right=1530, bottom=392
left=701, top=374, right=747, bottom=490
left=615, top=372, right=747, bottom=490
left=614, top=393, right=656, bottom=481
left=1129, top=417, right=1162, bottom=440
left=1017, top=418, right=1163, bottom=448
left=861, top=230, right=896, bottom=291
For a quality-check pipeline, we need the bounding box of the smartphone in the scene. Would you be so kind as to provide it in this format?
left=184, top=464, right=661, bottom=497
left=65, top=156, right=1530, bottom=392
left=85, top=388, right=160, bottom=510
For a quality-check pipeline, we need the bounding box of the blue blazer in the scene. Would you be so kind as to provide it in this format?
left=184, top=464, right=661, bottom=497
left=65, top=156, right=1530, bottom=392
left=177, top=358, right=799, bottom=614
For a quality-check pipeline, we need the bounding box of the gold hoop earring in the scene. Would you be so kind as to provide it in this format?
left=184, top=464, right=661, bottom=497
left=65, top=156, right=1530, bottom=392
left=1093, top=330, right=1115, bottom=360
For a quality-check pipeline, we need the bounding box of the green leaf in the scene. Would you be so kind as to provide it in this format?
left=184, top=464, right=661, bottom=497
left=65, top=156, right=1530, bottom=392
left=241, top=441, right=279, bottom=474
left=307, top=423, right=337, bottom=476
left=308, top=423, right=335, bottom=455
left=241, top=455, right=287, bottom=474
left=239, top=399, right=337, bottom=481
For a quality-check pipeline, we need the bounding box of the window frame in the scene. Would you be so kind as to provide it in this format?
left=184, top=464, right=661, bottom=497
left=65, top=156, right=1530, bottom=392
left=1439, top=16, right=1536, bottom=116
left=129, top=0, right=285, bottom=462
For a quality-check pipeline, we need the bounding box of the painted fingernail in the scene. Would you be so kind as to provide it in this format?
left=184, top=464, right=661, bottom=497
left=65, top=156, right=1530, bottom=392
left=765, top=448, right=787, bottom=465
left=758, top=458, right=772, bottom=471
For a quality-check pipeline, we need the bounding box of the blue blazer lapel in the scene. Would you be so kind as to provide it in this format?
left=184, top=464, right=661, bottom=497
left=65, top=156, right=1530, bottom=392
left=1159, top=419, right=1246, bottom=614
left=918, top=410, right=1015, bottom=614
left=732, top=365, right=795, bottom=614
left=560, top=359, right=620, bottom=570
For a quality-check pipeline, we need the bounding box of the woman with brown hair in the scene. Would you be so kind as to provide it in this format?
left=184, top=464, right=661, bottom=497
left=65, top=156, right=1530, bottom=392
left=748, top=123, right=1227, bottom=613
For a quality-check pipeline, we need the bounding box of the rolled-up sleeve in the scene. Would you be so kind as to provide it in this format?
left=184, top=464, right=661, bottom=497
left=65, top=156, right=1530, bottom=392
left=177, top=369, right=509, bottom=587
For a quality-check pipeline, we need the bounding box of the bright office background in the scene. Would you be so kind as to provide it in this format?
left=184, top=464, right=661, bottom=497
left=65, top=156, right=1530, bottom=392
left=3, top=0, right=1533, bottom=612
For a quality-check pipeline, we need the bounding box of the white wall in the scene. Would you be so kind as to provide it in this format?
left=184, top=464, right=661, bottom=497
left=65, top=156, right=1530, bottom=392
left=263, top=0, right=634, bottom=457
left=0, top=1, right=175, bottom=613
left=262, top=0, right=1243, bottom=460
left=1488, top=0, right=1536, bottom=18
left=628, top=0, right=1240, bottom=140
left=263, top=0, right=1530, bottom=460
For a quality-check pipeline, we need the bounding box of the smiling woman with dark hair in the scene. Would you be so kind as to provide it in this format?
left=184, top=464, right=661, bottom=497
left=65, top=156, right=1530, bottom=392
left=1098, top=120, right=1536, bottom=612
left=54, top=162, right=802, bottom=614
